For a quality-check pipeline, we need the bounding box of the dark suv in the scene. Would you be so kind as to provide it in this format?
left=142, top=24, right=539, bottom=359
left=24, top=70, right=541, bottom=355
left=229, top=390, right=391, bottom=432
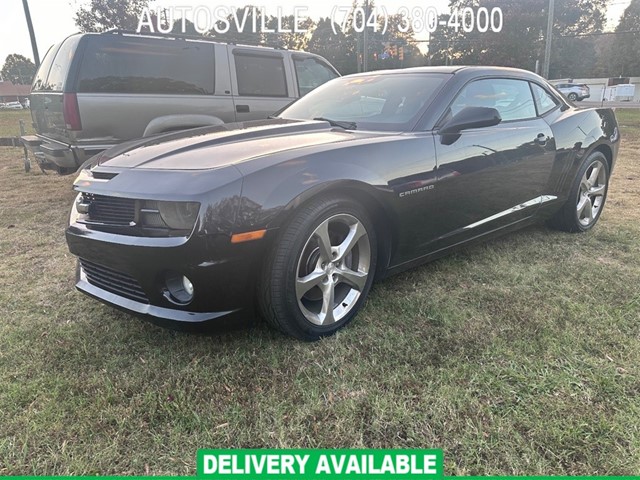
left=23, top=30, right=339, bottom=173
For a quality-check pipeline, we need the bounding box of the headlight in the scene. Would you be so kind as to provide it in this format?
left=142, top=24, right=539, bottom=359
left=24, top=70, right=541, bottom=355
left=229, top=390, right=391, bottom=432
left=157, top=201, right=200, bottom=230
left=69, top=193, right=82, bottom=225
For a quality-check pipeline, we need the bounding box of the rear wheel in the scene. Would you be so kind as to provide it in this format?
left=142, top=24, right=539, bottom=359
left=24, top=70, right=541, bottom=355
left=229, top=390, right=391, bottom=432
left=548, top=151, right=609, bottom=232
left=567, top=92, right=578, bottom=101
left=259, top=196, right=377, bottom=340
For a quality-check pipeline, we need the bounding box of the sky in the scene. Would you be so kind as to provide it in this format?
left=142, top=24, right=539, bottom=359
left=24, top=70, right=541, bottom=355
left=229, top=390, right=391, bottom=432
left=0, top=0, right=633, bottom=74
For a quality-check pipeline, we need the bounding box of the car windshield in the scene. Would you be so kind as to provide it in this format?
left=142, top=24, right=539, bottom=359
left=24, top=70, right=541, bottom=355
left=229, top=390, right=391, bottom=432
left=278, top=73, right=449, bottom=131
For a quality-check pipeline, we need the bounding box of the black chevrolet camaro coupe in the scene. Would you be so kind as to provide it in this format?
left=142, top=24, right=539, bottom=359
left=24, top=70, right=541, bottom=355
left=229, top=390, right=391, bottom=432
left=66, top=66, right=620, bottom=340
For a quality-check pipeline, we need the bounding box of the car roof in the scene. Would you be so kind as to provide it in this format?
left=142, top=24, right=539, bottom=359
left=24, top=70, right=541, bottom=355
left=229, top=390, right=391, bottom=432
left=345, top=65, right=547, bottom=81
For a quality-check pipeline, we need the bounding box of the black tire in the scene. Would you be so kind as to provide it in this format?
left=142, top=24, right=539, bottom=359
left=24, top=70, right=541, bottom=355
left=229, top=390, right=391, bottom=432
left=258, top=195, right=377, bottom=341
left=56, top=166, right=76, bottom=175
left=548, top=151, right=610, bottom=233
left=567, top=92, right=578, bottom=101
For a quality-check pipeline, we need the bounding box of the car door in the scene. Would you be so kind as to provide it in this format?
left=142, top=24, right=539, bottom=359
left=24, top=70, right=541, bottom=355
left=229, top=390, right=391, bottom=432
left=228, top=47, right=297, bottom=121
left=426, top=77, right=556, bottom=252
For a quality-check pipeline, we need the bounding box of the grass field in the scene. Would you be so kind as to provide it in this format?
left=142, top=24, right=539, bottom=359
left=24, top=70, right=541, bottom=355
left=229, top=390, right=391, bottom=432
left=0, top=110, right=639, bottom=475
left=0, top=110, right=33, bottom=138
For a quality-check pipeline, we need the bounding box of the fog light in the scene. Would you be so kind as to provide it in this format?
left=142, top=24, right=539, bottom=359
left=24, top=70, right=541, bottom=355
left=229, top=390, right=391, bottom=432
left=164, top=272, right=194, bottom=304
left=182, top=276, right=194, bottom=296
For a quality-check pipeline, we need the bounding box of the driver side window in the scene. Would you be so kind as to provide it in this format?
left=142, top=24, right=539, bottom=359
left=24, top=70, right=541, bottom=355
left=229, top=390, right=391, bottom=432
left=451, top=78, right=536, bottom=122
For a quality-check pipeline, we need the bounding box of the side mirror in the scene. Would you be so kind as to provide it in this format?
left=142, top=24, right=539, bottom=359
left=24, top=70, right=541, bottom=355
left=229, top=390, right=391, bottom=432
left=439, top=106, right=502, bottom=136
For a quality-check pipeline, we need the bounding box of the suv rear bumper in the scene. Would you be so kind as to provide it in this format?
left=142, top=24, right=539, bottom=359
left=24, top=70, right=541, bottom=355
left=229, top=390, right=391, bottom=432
left=21, top=135, right=113, bottom=172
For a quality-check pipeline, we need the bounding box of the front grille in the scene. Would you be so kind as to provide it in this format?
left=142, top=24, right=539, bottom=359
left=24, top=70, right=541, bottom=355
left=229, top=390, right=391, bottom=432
left=84, top=193, right=136, bottom=225
left=80, top=259, right=149, bottom=304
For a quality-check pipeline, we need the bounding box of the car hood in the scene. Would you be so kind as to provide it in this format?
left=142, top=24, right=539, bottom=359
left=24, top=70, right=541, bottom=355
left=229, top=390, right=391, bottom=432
left=89, top=119, right=382, bottom=172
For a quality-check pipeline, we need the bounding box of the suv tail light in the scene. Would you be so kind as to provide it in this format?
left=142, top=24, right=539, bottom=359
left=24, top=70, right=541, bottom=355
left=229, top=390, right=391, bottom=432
left=63, top=93, right=82, bottom=130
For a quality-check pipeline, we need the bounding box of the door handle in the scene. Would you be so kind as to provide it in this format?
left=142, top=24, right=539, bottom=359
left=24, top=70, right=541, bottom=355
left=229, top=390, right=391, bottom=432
left=534, top=133, right=548, bottom=146
left=236, top=104, right=250, bottom=113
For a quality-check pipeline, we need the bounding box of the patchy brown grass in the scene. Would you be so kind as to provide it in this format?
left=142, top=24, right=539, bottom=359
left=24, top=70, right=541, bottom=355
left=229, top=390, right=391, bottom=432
left=0, top=110, right=638, bottom=475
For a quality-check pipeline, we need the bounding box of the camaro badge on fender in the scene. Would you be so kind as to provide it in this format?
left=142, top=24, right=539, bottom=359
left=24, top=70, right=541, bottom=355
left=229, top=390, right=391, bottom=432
left=399, top=185, right=435, bottom=197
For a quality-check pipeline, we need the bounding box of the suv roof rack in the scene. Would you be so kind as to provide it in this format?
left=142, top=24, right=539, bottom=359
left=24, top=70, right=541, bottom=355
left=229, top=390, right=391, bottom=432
left=102, top=28, right=214, bottom=42
left=100, top=29, right=285, bottom=50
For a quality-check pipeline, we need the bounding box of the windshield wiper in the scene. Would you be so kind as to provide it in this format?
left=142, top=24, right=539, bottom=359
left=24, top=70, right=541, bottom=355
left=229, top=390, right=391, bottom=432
left=313, top=117, right=357, bottom=130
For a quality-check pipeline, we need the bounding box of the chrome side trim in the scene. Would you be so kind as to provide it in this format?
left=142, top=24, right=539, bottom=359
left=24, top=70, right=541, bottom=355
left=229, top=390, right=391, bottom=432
left=463, top=195, right=558, bottom=230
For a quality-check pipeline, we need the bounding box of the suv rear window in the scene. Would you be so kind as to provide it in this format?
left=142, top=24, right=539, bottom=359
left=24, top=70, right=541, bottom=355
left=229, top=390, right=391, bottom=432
left=31, top=36, right=81, bottom=92
left=31, top=43, right=60, bottom=91
left=76, top=36, right=214, bottom=95
left=46, top=35, right=82, bottom=91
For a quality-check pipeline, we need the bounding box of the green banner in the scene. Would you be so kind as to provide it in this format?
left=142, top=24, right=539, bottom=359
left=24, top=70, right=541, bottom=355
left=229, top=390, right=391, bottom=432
left=197, top=449, right=443, bottom=478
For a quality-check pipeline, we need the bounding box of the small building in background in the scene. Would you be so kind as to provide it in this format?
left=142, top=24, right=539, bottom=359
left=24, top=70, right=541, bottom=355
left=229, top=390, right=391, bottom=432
left=0, top=81, right=31, bottom=104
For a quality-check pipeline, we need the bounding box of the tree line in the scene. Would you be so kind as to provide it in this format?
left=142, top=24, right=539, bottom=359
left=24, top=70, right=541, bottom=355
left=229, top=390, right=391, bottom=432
left=3, top=0, right=640, bottom=85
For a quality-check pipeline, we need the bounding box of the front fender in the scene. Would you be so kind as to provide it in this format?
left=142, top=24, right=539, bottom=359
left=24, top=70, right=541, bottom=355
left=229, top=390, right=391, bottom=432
left=234, top=132, right=437, bottom=269
left=237, top=155, right=394, bottom=231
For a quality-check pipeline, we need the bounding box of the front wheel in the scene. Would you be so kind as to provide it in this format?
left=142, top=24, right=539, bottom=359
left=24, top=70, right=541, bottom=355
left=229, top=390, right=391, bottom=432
left=548, top=151, right=610, bottom=232
left=259, top=196, right=377, bottom=341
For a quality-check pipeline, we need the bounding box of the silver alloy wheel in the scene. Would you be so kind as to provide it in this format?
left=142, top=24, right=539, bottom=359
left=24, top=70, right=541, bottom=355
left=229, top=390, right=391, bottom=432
left=295, top=213, right=371, bottom=326
left=577, top=159, right=607, bottom=227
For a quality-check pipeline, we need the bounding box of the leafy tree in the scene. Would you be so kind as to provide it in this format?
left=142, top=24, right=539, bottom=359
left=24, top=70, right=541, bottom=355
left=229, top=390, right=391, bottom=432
left=608, top=0, right=640, bottom=76
left=74, top=0, right=154, bottom=32
left=1, top=54, right=36, bottom=84
left=428, top=0, right=607, bottom=78
left=549, top=36, right=599, bottom=79
left=263, top=15, right=314, bottom=50
left=307, top=17, right=357, bottom=74
left=592, top=34, right=615, bottom=78
left=307, top=2, right=430, bottom=75
left=208, top=7, right=264, bottom=46
left=368, top=14, right=426, bottom=70
left=171, top=18, right=200, bottom=36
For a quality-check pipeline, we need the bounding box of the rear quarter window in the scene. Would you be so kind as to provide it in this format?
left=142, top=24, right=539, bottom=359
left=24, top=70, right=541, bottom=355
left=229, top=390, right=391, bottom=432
left=76, top=36, right=214, bottom=95
left=531, top=83, right=559, bottom=116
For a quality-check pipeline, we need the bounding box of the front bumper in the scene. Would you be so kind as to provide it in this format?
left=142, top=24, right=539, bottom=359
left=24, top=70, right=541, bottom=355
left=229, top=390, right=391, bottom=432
left=76, top=270, right=246, bottom=331
left=67, top=225, right=266, bottom=330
